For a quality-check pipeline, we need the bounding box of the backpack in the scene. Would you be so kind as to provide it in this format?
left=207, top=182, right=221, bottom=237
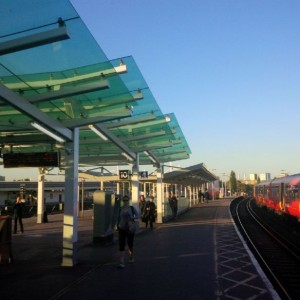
left=118, top=206, right=137, bottom=233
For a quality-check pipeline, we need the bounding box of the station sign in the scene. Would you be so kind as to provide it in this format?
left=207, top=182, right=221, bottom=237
left=119, top=170, right=130, bottom=180
left=139, top=171, right=148, bottom=178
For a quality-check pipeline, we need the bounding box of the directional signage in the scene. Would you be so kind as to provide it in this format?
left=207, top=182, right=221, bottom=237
left=119, top=170, right=130, bottom=180
left=139, top=171, right=148, bottom=178
left=3, top=152, right=60, bottom=168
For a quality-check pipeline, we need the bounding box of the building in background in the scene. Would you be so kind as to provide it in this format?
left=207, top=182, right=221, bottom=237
left=249, top=174, right=258, bottom=181
left=277, top=172, right=288, bottom=178
left=259, top=173, right=271, bottom=181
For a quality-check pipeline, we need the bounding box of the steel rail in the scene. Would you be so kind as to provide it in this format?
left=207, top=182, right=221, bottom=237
left=235, top=200, right=292, bottom=300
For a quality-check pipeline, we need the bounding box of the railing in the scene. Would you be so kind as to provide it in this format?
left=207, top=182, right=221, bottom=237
left=162, top=196, right=190, bottom=221
left=0, top=201, right=94, bottom=218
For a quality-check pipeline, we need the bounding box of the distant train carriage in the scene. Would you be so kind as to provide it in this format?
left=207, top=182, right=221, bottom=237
left=254, top=173, right=300, bottom=219
left=207, top=180, right=220, bottom=200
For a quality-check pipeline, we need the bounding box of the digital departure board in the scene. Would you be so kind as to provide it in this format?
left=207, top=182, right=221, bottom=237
left=3, top=152, right=60, bottom=168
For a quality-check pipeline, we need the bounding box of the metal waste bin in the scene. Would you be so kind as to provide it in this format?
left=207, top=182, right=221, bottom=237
left=0, top=216, right=13, bottom=264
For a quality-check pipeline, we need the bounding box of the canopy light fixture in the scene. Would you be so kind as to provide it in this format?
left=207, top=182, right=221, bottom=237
left=88, top=125, right=108, bottom=141
left=31, top=122, right=65, bottom=143
left=165, top=115, right=171, bottom=122
left=122, top=152, right=134, bottom=162
left=144, top=151, right=157, bottom=163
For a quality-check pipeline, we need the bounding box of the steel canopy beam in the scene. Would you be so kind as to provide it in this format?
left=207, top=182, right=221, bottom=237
left=0, top=83, right=73, bottom=141
left=0, top=25, right=70, bottom=56
left=91, top=123, right=136, bottom=161
left=105, top=114, right=156, bottom=129
left=27, top=79, right=109, bottom=103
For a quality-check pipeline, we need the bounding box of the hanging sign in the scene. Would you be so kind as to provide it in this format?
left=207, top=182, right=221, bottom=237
left=119, top=170, right=130, bottom=180
left=139, top=171, right=148, bottom=178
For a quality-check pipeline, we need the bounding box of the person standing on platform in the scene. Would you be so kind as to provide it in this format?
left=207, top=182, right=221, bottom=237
left=144, top=195, right=157, bottom=230
left=139, top=194, right=146, bottom=219
left=198, top=190, right=203, bottom=204
left=204, top=189, right=209, bottom=204
left=168, top=193, right=174, bottom=216
left=116, top=195, right=138, bottom=269
left=169, top=192, right=178, bottom=219
left=13, top=195, right=24, bottom=234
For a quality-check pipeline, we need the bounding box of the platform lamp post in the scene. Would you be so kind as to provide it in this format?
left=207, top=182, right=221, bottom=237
left=222, top=173, right=228, bottom=198
left=210, top=169, right=216, bottom=200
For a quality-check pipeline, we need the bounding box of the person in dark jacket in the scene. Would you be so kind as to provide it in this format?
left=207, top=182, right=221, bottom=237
left=169, top=192, right=178, bottom=219
left=13, top=195, right=24, bottom=234
left=143, top=196, right=157, bottom=230
left=139, top=194, right=146, bottom=219
left=204, top=189, right=209, bottom=204
left=198, top=190, right=203, bottom=204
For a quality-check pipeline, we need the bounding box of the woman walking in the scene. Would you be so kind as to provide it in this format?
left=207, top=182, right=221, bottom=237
left=116, top=195, right=138, bottom=269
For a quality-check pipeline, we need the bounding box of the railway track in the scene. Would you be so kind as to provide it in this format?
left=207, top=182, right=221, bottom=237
left=231, top=197, right=300, bottom=300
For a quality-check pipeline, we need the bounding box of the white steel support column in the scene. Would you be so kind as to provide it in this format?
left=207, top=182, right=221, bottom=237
left=191, top=186, right=194, bottom=205
left=37, top=169, right=45, bottom=224
left=186, top=186, right=191, bottom=207
left=62, top=128, right=79, bottom=267
left=117, top=182, right=120, bottom=195
left=76, top=183, right=80, bottom=216
left=80, top=178, right=85, bottom=217
left=156, top=167, right=163, bottom=223
left=131, top=154, right=139, bottom=211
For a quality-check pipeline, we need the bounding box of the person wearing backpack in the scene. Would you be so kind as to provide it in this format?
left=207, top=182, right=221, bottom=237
left=116, top=195, right=138, bottom=269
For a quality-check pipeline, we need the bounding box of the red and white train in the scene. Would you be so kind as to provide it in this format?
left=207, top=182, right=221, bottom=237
left=254, top=173, right=300, bottom=219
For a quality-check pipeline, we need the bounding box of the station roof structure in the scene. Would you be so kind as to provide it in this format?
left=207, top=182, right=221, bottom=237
left=163, top=163, right=217, bottom=185
left=0, top=0, right=191, bottom=169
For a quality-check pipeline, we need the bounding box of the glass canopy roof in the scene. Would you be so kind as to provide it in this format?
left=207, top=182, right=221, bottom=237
left=163, top=164, right=217, bottom=185
left=0, top=0, right=191, bottom=168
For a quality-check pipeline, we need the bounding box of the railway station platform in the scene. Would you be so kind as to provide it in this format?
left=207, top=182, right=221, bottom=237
left=1, top=198, right=279, bottom=300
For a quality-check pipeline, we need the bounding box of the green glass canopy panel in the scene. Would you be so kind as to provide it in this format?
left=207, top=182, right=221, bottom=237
left=0, top=0, right=191, bottom=168
left=0, top=0, right=109, bottom=68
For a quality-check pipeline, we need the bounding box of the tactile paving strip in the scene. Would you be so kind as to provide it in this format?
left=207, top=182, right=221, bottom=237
left=215, top=223, right=274, bottom=300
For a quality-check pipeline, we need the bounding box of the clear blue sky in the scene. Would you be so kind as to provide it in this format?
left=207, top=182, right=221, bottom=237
left=70, top=0, right=300, bottom=179
left=2, top=1, right=300, bottom=181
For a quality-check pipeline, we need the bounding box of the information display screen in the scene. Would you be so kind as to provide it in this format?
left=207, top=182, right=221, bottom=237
left=3, top=152, right=60, bottom=168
